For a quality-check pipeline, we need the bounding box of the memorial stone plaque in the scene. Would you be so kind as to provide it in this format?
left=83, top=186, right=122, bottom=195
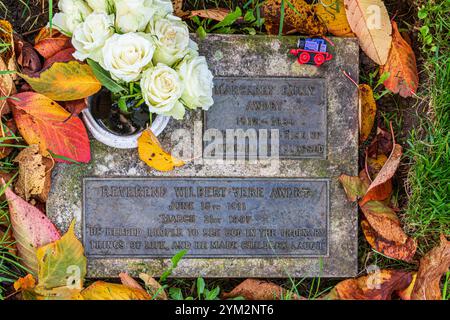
left=47, top=35, right=359, bottom=278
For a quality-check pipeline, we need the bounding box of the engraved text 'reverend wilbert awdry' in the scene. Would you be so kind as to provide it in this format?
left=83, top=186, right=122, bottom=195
left=83, top=178, right=329, bottom=258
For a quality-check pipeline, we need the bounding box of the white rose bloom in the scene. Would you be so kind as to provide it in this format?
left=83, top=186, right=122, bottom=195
left=150, top=0, right=174, bottom=15
left=52, top=0, right=92, bottom=35
left=150, top=15, right=190, bottom=66
left=177, top=54, right=214, bottom=110
left=86, top=0, right=111, bottom=13
left=114, top=0, right=154, bottom=33
left=140, top=64, right=185, bottom=120
left=101, top=33, right=155, bottom=82
left=72, top=13, right=114, bottom=62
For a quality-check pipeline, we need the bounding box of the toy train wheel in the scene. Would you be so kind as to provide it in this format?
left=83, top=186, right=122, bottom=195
left=298, top=52, right=310, bottom=64
left=314, top=53, right=325, bottom=66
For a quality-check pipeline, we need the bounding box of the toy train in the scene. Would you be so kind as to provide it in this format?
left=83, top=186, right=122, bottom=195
left=290, top=38, right=333, bottom=66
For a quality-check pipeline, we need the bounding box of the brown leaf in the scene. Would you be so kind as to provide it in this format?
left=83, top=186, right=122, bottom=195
left=222, top=279, right=299, bottom=300
left=358, top=84, right=376, bottom=143
left=361, top=219, right=416, bottom=262
left=62, top=99, right=87, bottom=116
left=360, top=144, right=402, bottom=206
left=189, top=8, right=231, bottom=21
left=14, top=35, right=42, bottom=76
left=360, top=200, right=408, bottom=245
left=367, top=127, right=393, bottom=158
left=0, top=119, right=17, bottom=159
left=325, top=270, right=412, bottom=300
left=381, top=22, right=419, bottom=97
left=0, top=56, right=14, bottom=116
left=315, top=0, right=354, bottom=37
left=14, top=144, right=52, bottom=202
left=262, top=0, right=326, bottom=36
left=344, top=0, right=392, bottom=65
left=411, top=235, right=450, bottom=300
left=139, top=273, right=167, bottom=300
left=172, top=0, right=188, bottom=17
left=0, top=20, right=14, bottom=63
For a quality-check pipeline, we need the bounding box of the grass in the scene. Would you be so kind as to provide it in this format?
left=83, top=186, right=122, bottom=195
left=403, top=0, right=450, bottom=256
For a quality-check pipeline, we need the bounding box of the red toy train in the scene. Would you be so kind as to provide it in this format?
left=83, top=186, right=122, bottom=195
left=290, top=38, right=333, bottom=66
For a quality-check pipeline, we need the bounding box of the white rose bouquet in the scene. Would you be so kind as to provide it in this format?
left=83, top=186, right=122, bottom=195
left=52, top=0, right=214, bottom=127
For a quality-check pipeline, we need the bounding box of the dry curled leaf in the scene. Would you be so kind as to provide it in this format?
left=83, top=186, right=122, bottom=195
left=360, top=144, right=402, bottom=206
left=380, top=21, right=419, bottom=97
left=119, top=272, right=145, bottom=291
left=325, top=270, right=412, bottom=300
left=14, top=144, right=52, bottom=202
left=339, top=172, right=368, bottom=202
left=315, top=0, right=354, bottom=36
left=189, top=8, right=231, bottom=21
left=139, top=273, right=168, bottom=300
left=138, top=129, right=184, bottom=172
left=344, top=0, right=392, bottom=65
left=14, top=35, right=42, bottom=76
left=411, top=235, right=450, bottom=300
left=222, top=279, right=299, bottom=300
left=172, top=0, right=189, bottom=17
left=358, top=84, right=376, bottom=143
left=262, top=0, right=326, bottom=36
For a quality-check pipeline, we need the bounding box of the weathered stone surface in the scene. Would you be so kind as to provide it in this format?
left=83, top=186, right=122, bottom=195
left=47, top=35, right=359, bottom=278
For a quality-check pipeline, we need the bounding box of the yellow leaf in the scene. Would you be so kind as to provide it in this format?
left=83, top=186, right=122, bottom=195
left=138, top=129, right=185, bottom=172
left=358, top=84, right=376, bottom=143
left=36, top=220, right=87, bottom=290
left=20, top=61, right=101, bottom=101
left=315, top=0, right=354, bottom=36
left=344, top=0, right=392, bottom=65
left=81, top=281, right=151, bottom=300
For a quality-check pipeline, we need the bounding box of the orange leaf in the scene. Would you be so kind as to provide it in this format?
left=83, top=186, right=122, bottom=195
left=361, top=219, right=416, bottom=262
left=411, top=235, right=450, bottom=300
left=344, top=0, right=392, bottom=65
left=339, top=173, right=368, bottom=202
left=9, top=92, right=91, bottom=163
left=34, top=27, right=72, bottom=59
left=138, top=129, right=184, bottom=171
left=325, top=269, right=412, bottom=300
left=20, top=61, right=102, bottom=101
left=14, top=274, right=36, bottom=291
left=189, top=8, right=231, bottom=21
left=222, top=279, right=300, bottom=300
left=358, top=84, right=376, bottom=143
left=381, top=22, right=419, bottom=97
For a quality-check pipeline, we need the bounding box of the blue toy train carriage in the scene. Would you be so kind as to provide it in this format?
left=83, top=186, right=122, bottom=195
left=290, top=38, right=333, bottom=66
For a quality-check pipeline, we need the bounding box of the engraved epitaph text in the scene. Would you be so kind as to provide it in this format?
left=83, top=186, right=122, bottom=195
left=204, top=77, right=327, bottom=159
left=83, top=178, right=329, bottom=258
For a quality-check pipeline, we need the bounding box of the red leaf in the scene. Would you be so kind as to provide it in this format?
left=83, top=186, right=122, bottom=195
left=9, top=92, right=91, bottom=163
left=62, top=99, right=87, bottom=116
left=5, top=186, right=60, bottom=275
left=42, top=47, right=76, bottom=70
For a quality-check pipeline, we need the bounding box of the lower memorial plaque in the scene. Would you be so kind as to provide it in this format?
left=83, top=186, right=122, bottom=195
left=84, top=178, right=329, bottom=258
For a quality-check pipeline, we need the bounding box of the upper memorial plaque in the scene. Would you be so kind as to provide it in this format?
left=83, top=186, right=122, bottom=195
left=205, top=77, right=327, bottom=159
left=47, top=35, right=360, bottom=278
